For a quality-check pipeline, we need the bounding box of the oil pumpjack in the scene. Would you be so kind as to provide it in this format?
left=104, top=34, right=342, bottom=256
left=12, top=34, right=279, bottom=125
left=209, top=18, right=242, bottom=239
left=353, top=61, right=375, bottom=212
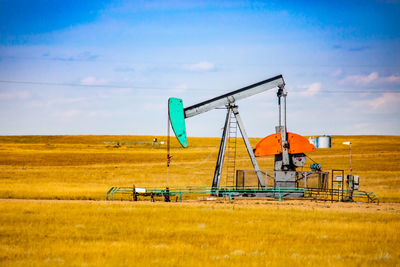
left=105, top=76, right=377, bottom=203
left=168, top=74, right=316, bottom=192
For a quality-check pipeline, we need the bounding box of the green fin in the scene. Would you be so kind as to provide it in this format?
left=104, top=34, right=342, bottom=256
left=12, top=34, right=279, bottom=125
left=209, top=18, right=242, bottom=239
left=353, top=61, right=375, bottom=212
left=168, top=98, right=188, bottom=148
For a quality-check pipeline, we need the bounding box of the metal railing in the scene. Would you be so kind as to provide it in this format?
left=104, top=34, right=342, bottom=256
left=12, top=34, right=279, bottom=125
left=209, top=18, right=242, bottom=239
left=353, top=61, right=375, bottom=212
left=106, top=186, right=378, bottom=203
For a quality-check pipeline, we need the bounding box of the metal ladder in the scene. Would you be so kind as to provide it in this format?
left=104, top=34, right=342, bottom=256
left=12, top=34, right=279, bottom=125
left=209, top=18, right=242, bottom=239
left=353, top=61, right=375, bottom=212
left=225, top=112, right=238, bottom=187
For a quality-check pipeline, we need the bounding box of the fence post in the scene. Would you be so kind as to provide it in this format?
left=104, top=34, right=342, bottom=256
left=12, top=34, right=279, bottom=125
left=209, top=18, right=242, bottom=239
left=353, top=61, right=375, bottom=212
left=278, top=187, right=281, bottom=202
left=133, top=185, right=138, bottom=201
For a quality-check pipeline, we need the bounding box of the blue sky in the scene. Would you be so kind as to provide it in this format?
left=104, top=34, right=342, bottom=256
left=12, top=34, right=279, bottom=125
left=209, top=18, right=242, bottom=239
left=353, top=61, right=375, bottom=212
left=0, top=0, right=399, bottom=137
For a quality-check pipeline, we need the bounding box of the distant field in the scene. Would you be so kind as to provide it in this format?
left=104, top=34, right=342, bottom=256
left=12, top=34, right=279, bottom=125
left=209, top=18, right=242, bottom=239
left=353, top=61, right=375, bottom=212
left=0, top=135, right=400, bottom=266
left=0, top=135, right=399, bottom=202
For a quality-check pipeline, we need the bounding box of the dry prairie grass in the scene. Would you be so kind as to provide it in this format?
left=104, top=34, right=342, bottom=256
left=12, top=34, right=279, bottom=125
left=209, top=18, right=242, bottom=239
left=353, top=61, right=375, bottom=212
left=1, top=135, right=400, bottom=266
left=0, top=135, right=399, bottom=202
left=1, top=199, right=399, bottom=266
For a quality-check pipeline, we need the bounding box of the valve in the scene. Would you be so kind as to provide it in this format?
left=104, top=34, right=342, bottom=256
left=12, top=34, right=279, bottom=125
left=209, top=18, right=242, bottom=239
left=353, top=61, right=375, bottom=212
left=310, top=163, right=321, bottom=171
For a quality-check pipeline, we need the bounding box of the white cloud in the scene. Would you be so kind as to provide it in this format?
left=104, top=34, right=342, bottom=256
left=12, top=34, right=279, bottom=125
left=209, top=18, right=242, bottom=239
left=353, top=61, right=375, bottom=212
left=80, top=76, right=107, bottom=86
left=382, top=75, right=400, bottom=84
left=292, top=82, right=321, bottom=96
left=48, top=51, right=99, bottom=62
left=340, top=72, right=378, bottom=85
left=351, top=93, right=400, bottom=113
left=340, top=72, right=400, bottom=86
left=184, top=61, right=215, bottom=71
left=306, top=82, right=321, bottom=95
left=331, top=68, right=343, bottom=77
left=0, top=91, right=30, bottom=100
left=369, top=93, right=400, bottom=110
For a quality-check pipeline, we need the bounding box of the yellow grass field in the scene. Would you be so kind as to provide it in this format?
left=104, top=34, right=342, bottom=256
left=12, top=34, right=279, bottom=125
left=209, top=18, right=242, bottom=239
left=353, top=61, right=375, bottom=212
left=1, top=199, right=400, bottom=266
left=0, top=135, right=399, bottom=201
left=1, top=135, right=400, bottom=266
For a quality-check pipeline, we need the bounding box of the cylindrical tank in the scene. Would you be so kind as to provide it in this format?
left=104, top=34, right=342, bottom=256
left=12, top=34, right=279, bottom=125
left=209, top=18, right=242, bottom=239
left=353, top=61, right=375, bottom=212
left=316, top=136, right=331, bottom=148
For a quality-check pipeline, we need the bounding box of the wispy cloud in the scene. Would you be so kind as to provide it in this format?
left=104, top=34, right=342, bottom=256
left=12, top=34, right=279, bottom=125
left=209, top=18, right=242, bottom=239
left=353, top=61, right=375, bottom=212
left=382, top=75, right=400, bottom=83
left=331, top=44, right=370, bottom=52
left=43, top=51, right=99, bottom=62
left=184, top=61, right=215, bottom=72
left=340, top=72, right=400, bottom=86
left=0, top=90, right=30, bottom=100
left=351, top=93, right=400, bottom=113
left=80, top=76, right=107, bottom=86
left=369, top=93, right=400, bottom=110
left=340, top=72, right=378, bottom=85
left=348, top=46, right=370, bottom=52
left=292, top=82, right=321, bottom=96
left=331, top=68, right=343, bottom=77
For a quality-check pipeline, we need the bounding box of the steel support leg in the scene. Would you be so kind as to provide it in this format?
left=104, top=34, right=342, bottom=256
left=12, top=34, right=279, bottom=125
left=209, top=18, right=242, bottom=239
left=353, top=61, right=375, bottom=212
left=232, top=106, right=266, bottom=189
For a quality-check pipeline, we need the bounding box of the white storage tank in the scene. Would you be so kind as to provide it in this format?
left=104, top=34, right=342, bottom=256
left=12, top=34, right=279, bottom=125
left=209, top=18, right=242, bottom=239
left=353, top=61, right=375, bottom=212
left=316, top=136, right=332, bottom=148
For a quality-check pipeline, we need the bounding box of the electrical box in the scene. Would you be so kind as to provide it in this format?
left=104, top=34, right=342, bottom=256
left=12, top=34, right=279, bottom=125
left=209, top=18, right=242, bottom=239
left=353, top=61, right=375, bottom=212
left=353, top=175, right=359, bottom=190
left=346, top=174, right=360, bottom=192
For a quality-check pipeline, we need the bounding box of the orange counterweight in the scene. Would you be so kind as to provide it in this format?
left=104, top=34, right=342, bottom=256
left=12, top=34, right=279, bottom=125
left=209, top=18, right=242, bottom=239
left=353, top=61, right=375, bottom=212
left=254, top=132, right=316, bottom=157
